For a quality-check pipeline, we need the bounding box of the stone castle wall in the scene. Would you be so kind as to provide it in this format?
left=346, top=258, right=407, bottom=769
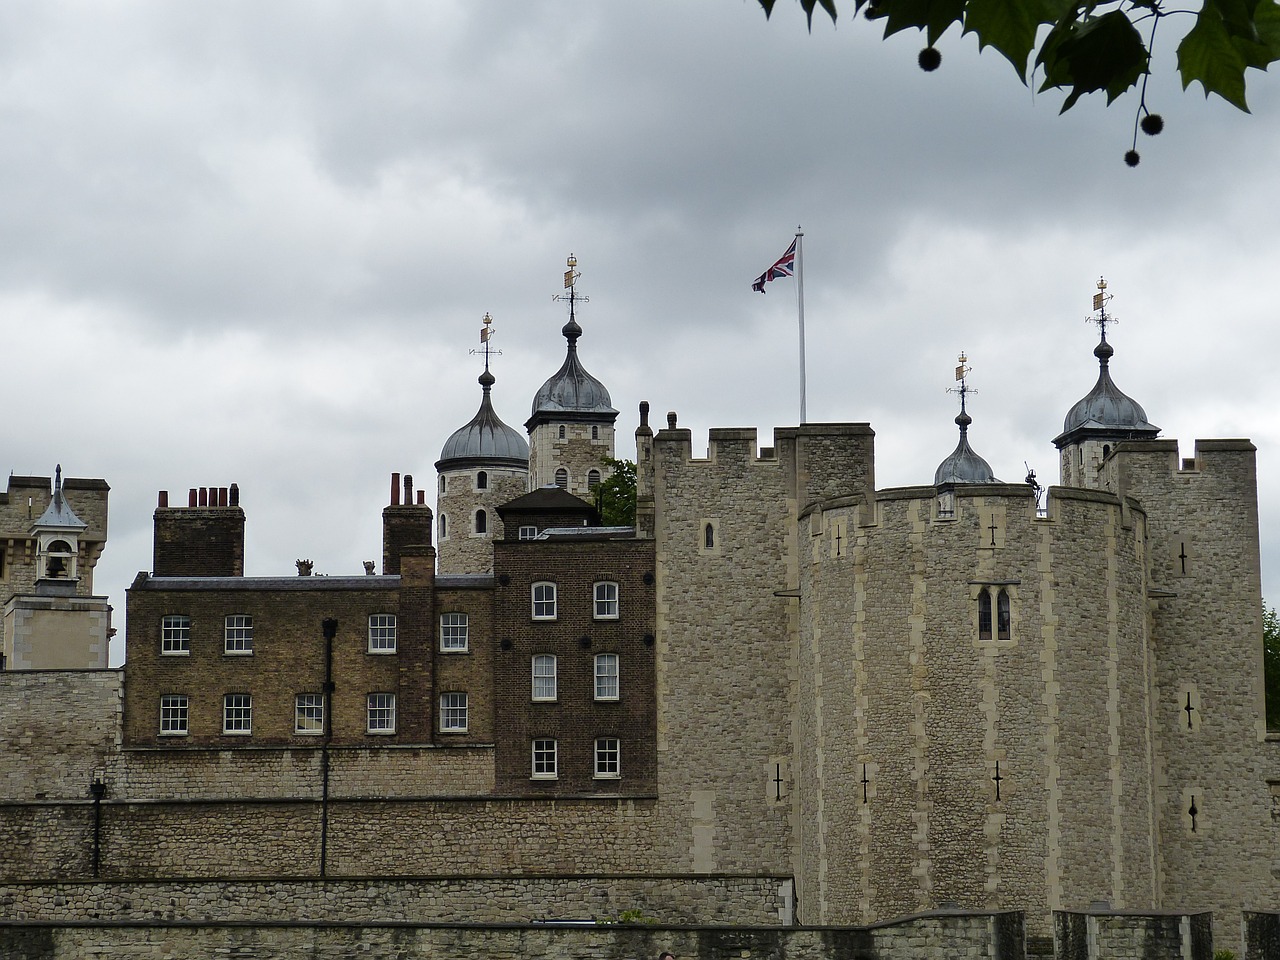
left=0, top=475, right=109, bottom=597
left=1112, top=439, right=1273, bottom=943
left=528, top=419, right=614, bottom=496
left=437, top=465, right=527, bottom=574
left=798, top=481, right=1158, bottom=936
left=650, top=424, right=797, bottom=884
left=0, top=909, right=1026, bottom=960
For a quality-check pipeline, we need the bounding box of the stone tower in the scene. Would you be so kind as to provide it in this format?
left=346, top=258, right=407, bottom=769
left=526, top=255, right=618, bottom=497
left=1, top=465, right=112, bottom=670
left=436, top=319, right=529, bottom=574
left=1054, top=278, right=1159, bottom=488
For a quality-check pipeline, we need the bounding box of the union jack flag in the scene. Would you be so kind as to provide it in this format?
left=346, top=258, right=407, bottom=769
left=751, top=237, right=797, bottom=293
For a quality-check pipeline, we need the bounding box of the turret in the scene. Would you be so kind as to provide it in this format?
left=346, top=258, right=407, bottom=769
left=1054, top=279, right=1159, bottom=488
left=525, top=255, right=618, bottom=496
left=435, top=314, right=529, bottom=574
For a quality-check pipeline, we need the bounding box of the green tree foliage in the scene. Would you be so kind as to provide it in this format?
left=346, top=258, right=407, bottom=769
left=593, top=458, right=637, bottom=527
left=1265, top=603, right=1280, bottom=729
left=758, top=0, right=1280, bottom=116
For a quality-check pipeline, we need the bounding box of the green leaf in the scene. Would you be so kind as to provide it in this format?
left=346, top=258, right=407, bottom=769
left=1178, top=2, right=1253, bottom=109
left=800, top=0, right=840, bottom=27
left=964, top=0, right=1071, bottom=81
left=1036, top=11, right=1148, bottom=112
left=1256, top=0, right=1280, bottom=53
left=878, top=0, right=968, bottom=44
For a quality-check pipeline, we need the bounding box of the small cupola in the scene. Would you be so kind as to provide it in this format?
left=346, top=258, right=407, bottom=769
left=1054, top=278, right=1160, bottom=449
left=31, top=464, right=87, bottom=588
left=436, top=315, right=530, bottom=472
left=934, top=353, right=998, bottom=486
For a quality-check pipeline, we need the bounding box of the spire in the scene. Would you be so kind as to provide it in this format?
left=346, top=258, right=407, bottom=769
left=436, top=316, right=529, bottom=470
left=527, top=254, right=617, bottom=426
left=934, top=353, right=998, bottom=485
left=1054, top=278, right=1159, bottom=448
left=33, top=463, right=87, bottom=531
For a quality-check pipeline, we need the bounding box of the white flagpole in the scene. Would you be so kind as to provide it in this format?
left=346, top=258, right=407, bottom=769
left=796, top=227, right=807, bottom=424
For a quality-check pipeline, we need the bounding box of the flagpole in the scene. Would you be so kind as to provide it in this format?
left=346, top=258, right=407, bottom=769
left=795, top=227, right=807, bottom=424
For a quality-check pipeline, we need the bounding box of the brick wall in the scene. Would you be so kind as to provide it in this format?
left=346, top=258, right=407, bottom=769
left=491, top=537, right=656, bottom=795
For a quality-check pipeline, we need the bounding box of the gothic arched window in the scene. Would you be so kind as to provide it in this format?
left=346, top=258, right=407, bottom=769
left=978, top=589, right=993, bottom=642
left=997, top=589, right=1012, bottom=641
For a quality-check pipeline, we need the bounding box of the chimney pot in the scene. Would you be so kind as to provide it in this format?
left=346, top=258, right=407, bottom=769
left=158, top=491, right=169, bottom=508
left=391, top=472, right=401, bottom=506
left=188, top=488, right=198, bottom=508
left=229, top=483, right=239, bottom=507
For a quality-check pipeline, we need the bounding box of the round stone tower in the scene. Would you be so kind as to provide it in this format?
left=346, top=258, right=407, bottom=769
left=436, top=360, right=529, bottom=575
left=525, top=255, right=618, bottom=497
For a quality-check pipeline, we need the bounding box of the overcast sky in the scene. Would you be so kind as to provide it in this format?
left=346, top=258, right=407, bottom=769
left=3, top=2, right=1277, bottom=664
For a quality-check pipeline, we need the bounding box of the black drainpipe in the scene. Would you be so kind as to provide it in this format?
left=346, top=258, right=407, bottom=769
left=320, top=617, right=338, bottom=879
left=89, top=779, right=106, bottom=877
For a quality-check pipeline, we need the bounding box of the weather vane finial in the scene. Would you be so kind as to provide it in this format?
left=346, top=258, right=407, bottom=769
left=948, top=351, right=974, bottom=416
left=470, top=312, right=502, bottom=369
left=1089, top=276, right=1117, bottom=341
left=553, top=252, right=589, bottom=320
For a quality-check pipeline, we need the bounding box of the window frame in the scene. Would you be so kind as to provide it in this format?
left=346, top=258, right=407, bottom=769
left=223, top=614, right=254, bottom=655
left=476, top=470, right=488, bottom=490
left=159, top=694, right=189, bottom=736
left=593, top=581, right=619, bottom=620
left=474, top=509, right=488, bottom=535
left=295, top=693, right=325, bottom=735
left=554, top=467, right=568, bottom=489
left=532, top=582, right=558, bottom=621
left=222, top=693, right=252, bottom=735
left=532, top=738, right=558, bottom=779
left=978, top=590, right=993, bottom=642
left=532, top=654, right=558, bottom=702
left=366, top=693, right=397, bottom=735
left=997, top=588, right=1012, bottom=642
left=161, top=614, right=191, bottom=655
left=518, top=525, right=538, bottom=540
left=368, top=613, right=397, bottom=654
left=440, top=612, right=469, bottom=652
left=594, top=653, right=620, bottom=701
left=594, top=737, right=621, bottom=779
left=440, top=691, right=468, bottom=733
